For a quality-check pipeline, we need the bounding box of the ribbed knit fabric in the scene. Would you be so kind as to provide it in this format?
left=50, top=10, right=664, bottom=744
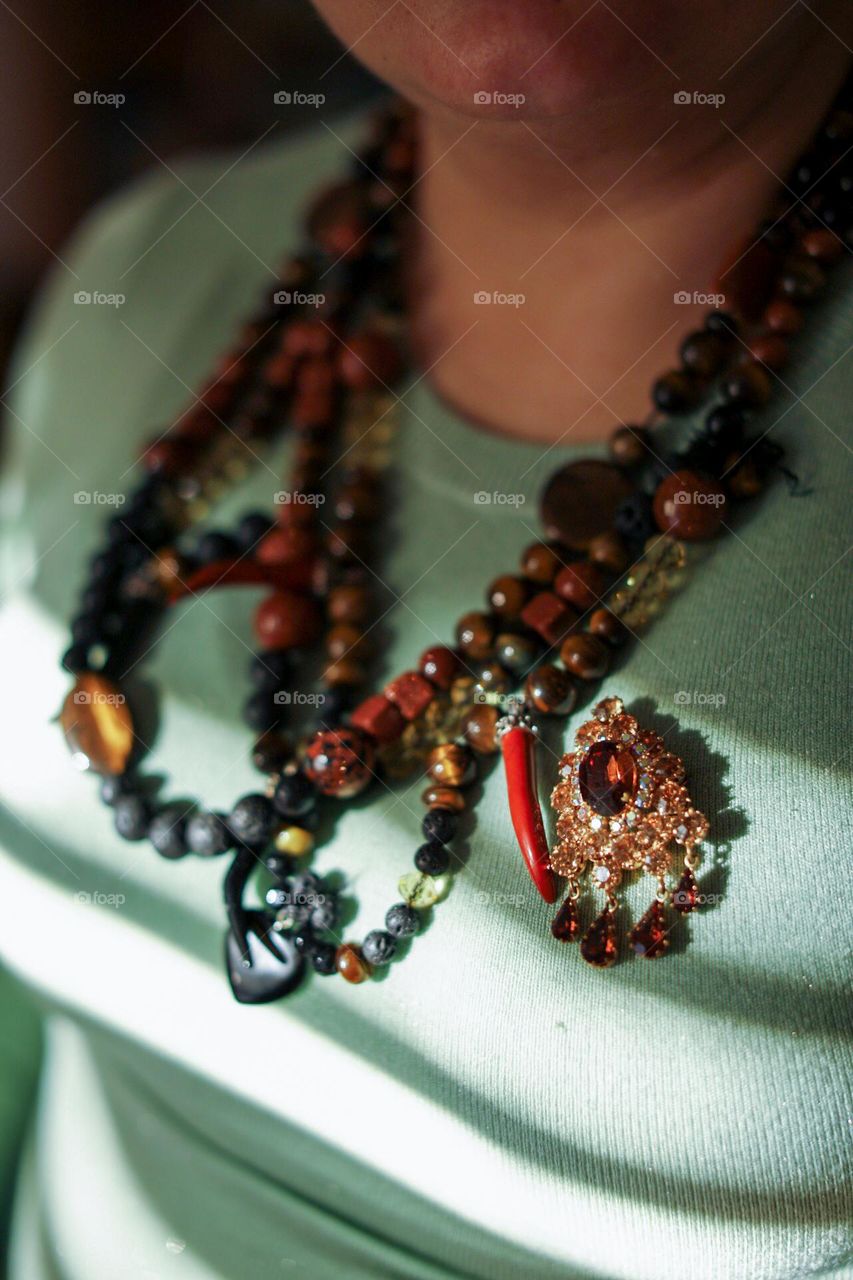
left=0, top=113, right=850, bottom=1280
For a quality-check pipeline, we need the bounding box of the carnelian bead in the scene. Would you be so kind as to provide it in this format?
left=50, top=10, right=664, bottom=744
left=487, top=574, right=528, bottom=618
left=455, top=612, right=495, bottom=661
left=385, top=671, right=435, bottom=720
left=335, top=944, right=372, bottom=983
left=351, top=694, right=406, bottom=744
left=559, top=633, right=610, bottom=681
left=520, top=592, right=576, bottom=646
left=554, top=562, right=606, bottom=611
left=419, top=646, right=460, bottom=689
left=521, top=541, right=562, bottom=585
left=524, top=664, right=576, bottom=716
left=653, top=470, right=728, bottom=541
left=305, top=727, right=375, bottom=797
left=254, top=591, right=323, bottom=650
left=427, top=742, right=476, bottom=787
left=337, top=332, right=402, bottom=389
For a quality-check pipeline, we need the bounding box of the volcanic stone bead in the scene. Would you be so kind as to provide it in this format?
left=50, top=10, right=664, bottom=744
left=588, top=607, right=629, bottom=647
left=521, top=541, right=562, bottom=585
left=614, top=493, right=656, bottom=545
left=196, top=530, right=239, bottom=562
left=362, top=929, right=397, bottom=966
left=229, top=793, right=275, bottom=846
left=609, top=425, right=650, bottom=467
left=186, top=811, right=232, bottom=857
left=273, top=771, right=317, bottom=819
left=455, top=611, right=495, bottom=661
left=704, top=311, right=739, bottom=338
left=311, top=941, right=338, bottom=975
left=243, top=690, right=281, bottom=732
left=495, top=632, right=538, bottom=678
left=100, top=774, right=132, bottom=806
left=252, top=730, right=292, bottom=774
left=554, top=562, right=606, bottom=611
left=71, top=613, right=102, bottom=645
left=525, top=664, right=577, bottom=716
left=310, top=895, right=338, bottom=933
left=62, top=643, right=91, bottom=674
left=114, top=794, right=151, bottom=842
left=653, top=470, right=728, bottom=540
left=385, top=902, right=420, bottom=938
left=487, top=574, right=528, bottom=618
left=560, top=633, right=610, bottom=681
left=415, top=841, right=450, bottom=875
left=422, top=808, right=456, bottom=844
left=421, top=785, right=466, bottom=813
left=149, top=803, right=192, bottom=860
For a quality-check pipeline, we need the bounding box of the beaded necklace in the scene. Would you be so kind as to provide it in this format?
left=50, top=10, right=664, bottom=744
left=60, top=86, right=852, bottom=1001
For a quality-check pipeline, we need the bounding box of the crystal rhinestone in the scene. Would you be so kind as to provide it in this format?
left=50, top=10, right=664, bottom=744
left=594, top=866, right=610, bottom=883
left=675, top=823, right=688, bottom=842
left=578, top=741, right=639, bottom=817
left=580, top=907, right=618, bottom=968
left=550, top=895, right=579, bottom=942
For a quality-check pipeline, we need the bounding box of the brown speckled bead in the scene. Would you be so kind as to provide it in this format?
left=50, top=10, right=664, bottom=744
left=554, top=562, right=606, bottom=612
left=464, top=703, right=500, bottom=755
left=487, top=574, right=529, bottom=618
left=427, top=742, right=476, bottom=787
left=723, top=361, right=773, bottom=407
left=560, top=633, right=610, bottom=680
left=748, top=334, right=789, bottom=371
left=521, top=541, right=563, bottom=585
left=653, top=470, right=728, bottom=540
left=588, top=607, right=629, bottom=647
left=254, top=591, right=323, bottom=650
left=525, top=664, right=576, bottom=716
left=385, top=671, right=435, bottom=720
left=587, top=531, right=629, bottom=575
left=520, top=592, right=577, bottom=646
left=419, top=645, right=460, bottom=689
left=456, top=612, right=495, bottom=661
left=763, top=298, right=803, bottom=336
left=304, top=727, right=375, bottom=797
left=422, top=784, right=466, bottom=813
left=335, top=944, right=373, bottom=984
left=351, top=694, right=406, bottom=744
left=327, top=584, right=371, bottom=625
left=609, top=425, right=650, bottom=468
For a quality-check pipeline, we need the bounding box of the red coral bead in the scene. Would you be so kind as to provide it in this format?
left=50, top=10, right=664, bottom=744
left=653, top=470, right=728, bottom=541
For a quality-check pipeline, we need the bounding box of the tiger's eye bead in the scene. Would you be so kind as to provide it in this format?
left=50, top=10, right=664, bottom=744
left=325, top=623, right=368, bottom=662
left=652, top=370, right=696, bottom=414
left=653, top=470, right=728, bottom=540
left=779, top=257, right=825, bottom=303
left=254, top=591, right=323, bottom=650
left=521, top=541, right=562, bottom=585
left=475, top=662, right=511, bottom=695
left=748, top=334, right=789, bottom=370
left=427, top=742, right=476, bottom=787
left=304, top=727, right=375, bottom=797
left=419, top=645, right=460, bottom=689
left=763, top=298, right=803, bottom=335
left=587, top=531, right=629, bottom=574
left=609, top=425, right=650, bottom=468
left=335, top=943, right=373, bottom=984
left=274, top=824, right=315, bottom=857
left=525, top=664, right=576, bottom=716
left=487, top=574, right=528, bottom=618
left=588, top=607, right=629, bottom=647
left=421, top=785, right=466, bottom=813
left=560, top=633, right=610, bottom=680
left=554, top=562, right=606, bottom=611
left=455, top=612, right=495, bottom=660
left=463, top=703, right=500, bottom=755
left=722, top=361, right=773, bottom=407
left=321, top=657, right=365, bottom=687
left=678, top=330, right=725, bottom=378
left=800, top=228, right=844, bottom=264
left=327, top=584, right=371, bottom=625
left=495, top=632, right=538, bottom=678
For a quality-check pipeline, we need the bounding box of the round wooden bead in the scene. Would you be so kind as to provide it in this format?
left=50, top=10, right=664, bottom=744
left=609, top=425, right=650, bottom=468
left=554, top=562, right=606, bottom=611
left=421, top=785, right=466, bottom=813
left=763, top=298, right=803, bottom=335
left=525, top=664, right=577, bottom=716
left=335, top=943, right=372, bottom=984
left=419, top=645, right=460, bottom=689
left=304, top=727, right=375, bottom=797
left=587, top=531, right=629, bottom=574
left=653, top=470, right=728, bottom=540
left=588, top=607, right=629, bottom=647
left=559, top=633, right=610, bottom=680
left=464, top=704, right=500, bottom=755
left=426, top=742, right=476, bottom=787
left=254, top=591, right=323, bottom=650
left=455, top=612, right=495, bottom=661
left=487, top=574, right=528, bottom=618
left=327, top=584, right=371, bottom=625
left=520, top=541, right=562, bottom=585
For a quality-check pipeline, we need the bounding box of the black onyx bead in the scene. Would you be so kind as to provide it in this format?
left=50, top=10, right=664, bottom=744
left=243, top=690, right=282, bottom=732
left=237, top=511, right=274, bottom=550
left=272, top=772, right=317, bottom=820
left=114, top=794, right=150, bottom=841
left=61, top=643, right=91, bottom=674
left=422, top=808, right=456, bottom=845
left=196, top=530, right=239, bottom=562
left=186, top=811, right=232, bottom=857
left=249, top=649, right=292, bottom=690
left=228, top=794, right=275, bottom=847
left=704, top=310, right=739, bottom=338
left=703, top=404, right=746, bottom=449
left=311, top=941, right=337, bottom=975
left=385, top=902, right=419, bottom=938
left=415, top=841, right=450, bottom=875
left=263, top=852, right=290, bottom=880
left=614, top=492, right=655, bottom=545
left=361, top=929, right=396, bottom=966
left=149, top=804, right=191, bottom=860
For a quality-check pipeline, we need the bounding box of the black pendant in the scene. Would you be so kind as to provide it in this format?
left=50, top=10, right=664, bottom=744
left=225, top=910, right=305, bottom=1004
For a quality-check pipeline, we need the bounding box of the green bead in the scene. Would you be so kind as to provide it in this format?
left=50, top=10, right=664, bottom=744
left=398, top=871, right=450, bottom=908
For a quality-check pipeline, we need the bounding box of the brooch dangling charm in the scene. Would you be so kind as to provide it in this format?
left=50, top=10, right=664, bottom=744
left=549, top=696, right=708, bottom=967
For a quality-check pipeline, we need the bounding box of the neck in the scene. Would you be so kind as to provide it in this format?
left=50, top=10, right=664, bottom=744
left=405, top=32, right=850, bottom=445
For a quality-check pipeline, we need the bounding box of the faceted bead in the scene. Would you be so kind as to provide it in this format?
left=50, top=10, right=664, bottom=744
left=629, top=899, right=670, bottom=958
left=672, top=867, right=698, bottom=913
left=550, top=894, right=579, bottom=942
left=653, top=470, right=728, bottom=541
left=60, top=674, right=134, bottom=775
left=305, top=727, right=375, bottom=798
left=579, top=742, right=638, bottom=815
left=398, top=871, right=444, bottom=909
left=335, top=943, right=373, bottom=984
left=580, top=907, right=618, bottom=967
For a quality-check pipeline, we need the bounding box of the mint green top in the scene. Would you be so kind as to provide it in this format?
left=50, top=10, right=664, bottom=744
left=0, top=113, right=851, bottom=1280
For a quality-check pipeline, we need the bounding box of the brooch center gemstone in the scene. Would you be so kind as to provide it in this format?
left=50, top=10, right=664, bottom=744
left=578, top=741, right=638, bottom=816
